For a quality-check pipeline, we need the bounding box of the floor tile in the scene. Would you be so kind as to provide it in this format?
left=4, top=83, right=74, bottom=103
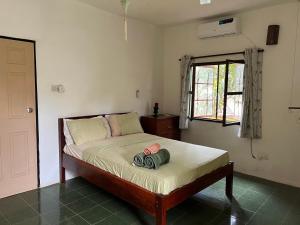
left=0, top=213, right=9, bottom=225
left=6, top=207, right=38, bottom=224
left=273, top=183, right=300, bottom=199
left=194, top=193, right=231, bottom=211
left=40, top=184, right=74, bottom=198
left=211, top=214, right=247, bottom=225
left=282, top=212, right=300, bottom=225
left=247, top=213, right=283, bottom=225
left=167, top=207, right=185, bottom=223
left=232, top=185, right=248, bottom=199
left=200, top=187, right=227, bottom=202
left=41, top=205, right=75, bottom=224
left=290, top=200, right=300, bottom=214
left=223, top=200, right=254, bottom=222
left=79, top=205, right=112, bottom=224
left=64, top=178, right=89, bottom=191
left=239, top=189, right=270, bottom=201
left=0, top=196, right=38, bottom=224
left=236, top=197, right=263, bottom=213
left=76, top=185, right=101, bottom=197
left=86, top=191, right=112, bottom=204
left=66, top=197, right=97, bottom=214
left=172, top=212, right=210, bottom=225
left=257, top=195, right=292, bottom=221
left=13, top=216, right=50, bottom=225
left=233, top=174, right=254, bottom=190
left=101, top=198, right=127, bottom=213
left=59, top=216, right=90, bottom=225
left=115, top=206, right=184, bottom=225
left=18, top=189, right=51, bottom=205
left=175, top=201, right=222, bottom=225
left=0, top=195, right=28, bottom=213
left=211, top=181, right=226, bottom=190
left=115, top=207, right=140, bottom=224
left=130, top=209, right=155, bottom=225
left=248, top=180, right=276, bottom=195
left=59, top=191, right=85, bottom=205
left=32, top=199, right=62, bottom=214
left=95, top=215, right=130, bottom=225
left=1, top=174, right=300, bottom=225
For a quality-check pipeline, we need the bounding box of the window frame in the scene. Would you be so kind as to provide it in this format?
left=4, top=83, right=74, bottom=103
left=189, top=60, right=245, bottom=126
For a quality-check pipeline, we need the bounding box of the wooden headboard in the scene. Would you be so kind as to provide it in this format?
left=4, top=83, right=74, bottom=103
left=58, top=112, right=128, bottom=179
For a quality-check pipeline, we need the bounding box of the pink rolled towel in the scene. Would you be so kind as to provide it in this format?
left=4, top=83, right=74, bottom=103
left=144, top=143, right=161, bottom=155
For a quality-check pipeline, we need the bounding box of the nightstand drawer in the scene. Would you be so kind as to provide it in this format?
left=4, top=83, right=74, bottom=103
left=158, top=131, right=181, bottom=140
left=157, top=118, right=178, bottom=133
left=140, top=115, right=180, bottom=141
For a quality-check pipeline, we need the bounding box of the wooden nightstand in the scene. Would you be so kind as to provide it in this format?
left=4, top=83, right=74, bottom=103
left=140, top=114, right=181, bottom=140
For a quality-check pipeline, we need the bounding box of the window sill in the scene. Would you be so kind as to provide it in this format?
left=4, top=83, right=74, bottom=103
left=190, top=118, right=240, bottom=126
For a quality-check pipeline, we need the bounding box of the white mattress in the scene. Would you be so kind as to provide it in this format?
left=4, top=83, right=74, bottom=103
left=64, top=133, right=229, bottom=195
left=64, top=145, right=84, bottom=159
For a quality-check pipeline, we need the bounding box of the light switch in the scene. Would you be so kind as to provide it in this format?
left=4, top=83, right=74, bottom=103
left=51, top=84, right=65, bottom=93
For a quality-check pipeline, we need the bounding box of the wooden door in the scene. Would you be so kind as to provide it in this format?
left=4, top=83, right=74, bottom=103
left=0, top=37, right=38, bottom=198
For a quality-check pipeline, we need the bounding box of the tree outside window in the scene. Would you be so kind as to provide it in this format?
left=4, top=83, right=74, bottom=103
left=190, top=60, right=244, bottom=126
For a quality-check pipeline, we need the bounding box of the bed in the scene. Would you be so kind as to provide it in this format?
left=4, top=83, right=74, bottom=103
left=59, top=114, right=233, bottom=225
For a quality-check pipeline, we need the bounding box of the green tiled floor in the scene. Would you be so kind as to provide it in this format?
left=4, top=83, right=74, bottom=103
left=0, top=173, right=300, bottom=225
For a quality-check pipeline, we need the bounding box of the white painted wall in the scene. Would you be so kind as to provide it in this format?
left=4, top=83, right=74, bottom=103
left=1, top=0, right=299, bottom=189
left=162, top=2, right=300, bottom=187
left=0, top=0, right=163, bottom=187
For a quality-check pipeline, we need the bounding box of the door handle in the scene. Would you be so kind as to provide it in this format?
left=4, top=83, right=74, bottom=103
left=26, top=107, right=34, bottom=113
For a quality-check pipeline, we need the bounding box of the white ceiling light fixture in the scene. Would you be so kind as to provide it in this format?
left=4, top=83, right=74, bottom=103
left=200, top=0, right=212, bottom=5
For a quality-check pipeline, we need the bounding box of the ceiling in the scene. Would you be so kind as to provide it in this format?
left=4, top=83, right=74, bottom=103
left=78, top=0, right=295, bottom=26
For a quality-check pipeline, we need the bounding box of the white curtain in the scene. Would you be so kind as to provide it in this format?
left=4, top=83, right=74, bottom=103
left=179, top=55, right=193, bottom=129
left=240, top=48, right=263, bottom=139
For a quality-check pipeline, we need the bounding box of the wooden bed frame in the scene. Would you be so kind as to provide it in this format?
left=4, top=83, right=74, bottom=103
left=58, top=114, right=234, bottom=225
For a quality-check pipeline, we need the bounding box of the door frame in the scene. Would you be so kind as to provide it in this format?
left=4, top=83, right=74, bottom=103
left=0, top=35, right=40, bottom=187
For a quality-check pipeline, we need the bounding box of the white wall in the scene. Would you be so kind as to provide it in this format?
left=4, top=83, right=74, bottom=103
left=162, top=2, right=300, bottom=187
left=1, top=0, right=299, bottom=189
left=0, top=0, right=163, bottom=187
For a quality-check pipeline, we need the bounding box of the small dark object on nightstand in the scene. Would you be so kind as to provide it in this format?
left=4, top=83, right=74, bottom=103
left=153, top=103, right=159, bottom=117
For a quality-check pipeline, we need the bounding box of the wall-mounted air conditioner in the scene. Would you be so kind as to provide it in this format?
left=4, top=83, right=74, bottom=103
left=198, top=17, right=240, bottom=39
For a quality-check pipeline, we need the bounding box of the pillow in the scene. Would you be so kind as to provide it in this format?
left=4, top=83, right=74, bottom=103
left=63, top=119, right=74, bottom=145
left=106, top=112, right=144, bottom=136
left=66, top=116, right=111, bottom=145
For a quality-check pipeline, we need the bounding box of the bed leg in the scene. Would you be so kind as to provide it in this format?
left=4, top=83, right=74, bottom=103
left=60, top=167, right=66, bottom=183
left=226, top=169, right=233, bottom=201
left=155, top=199, right=167, bottom=225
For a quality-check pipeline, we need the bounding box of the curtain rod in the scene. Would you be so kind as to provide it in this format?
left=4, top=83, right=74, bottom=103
left=178, top=49, right=264, bottom=61
left=289, top=107, right=300, bottom=110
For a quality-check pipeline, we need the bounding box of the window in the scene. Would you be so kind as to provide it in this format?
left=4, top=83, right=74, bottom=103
left=190, top=60, right=244, bottom=126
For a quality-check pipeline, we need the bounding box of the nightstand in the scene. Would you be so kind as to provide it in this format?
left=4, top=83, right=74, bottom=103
left=140, top=114, right=181, bottom=140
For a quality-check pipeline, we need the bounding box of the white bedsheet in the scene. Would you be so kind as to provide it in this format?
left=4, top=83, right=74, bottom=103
left=64, top=133, right=230, bottom=195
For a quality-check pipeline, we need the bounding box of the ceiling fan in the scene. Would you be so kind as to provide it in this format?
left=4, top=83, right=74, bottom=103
left=121, top=0, right=130, bottom=41
left=119, top=0, right=212, bottom=41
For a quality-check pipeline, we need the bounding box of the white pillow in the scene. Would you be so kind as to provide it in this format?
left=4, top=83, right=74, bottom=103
left=63, top=116, right=111, bottom=146
left=106, top=112, right=144, bottom=137
left=63, top=119, right=74, bottom=145
left=101, top=116, right=111, bottom=138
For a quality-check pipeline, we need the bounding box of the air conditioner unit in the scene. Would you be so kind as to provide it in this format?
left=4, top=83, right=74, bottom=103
left=198, top=17, right=240, bottom=39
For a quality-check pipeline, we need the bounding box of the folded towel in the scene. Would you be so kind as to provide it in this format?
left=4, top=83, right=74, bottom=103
left=144, top=149, right=170, bottom=170
left=144, top=143, right=161, bottom=155
left=133, top=152, right=146, bottom=167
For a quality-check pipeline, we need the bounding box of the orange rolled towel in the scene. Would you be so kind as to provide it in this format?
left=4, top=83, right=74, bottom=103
left=144, top=143, right=161, bottom=155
